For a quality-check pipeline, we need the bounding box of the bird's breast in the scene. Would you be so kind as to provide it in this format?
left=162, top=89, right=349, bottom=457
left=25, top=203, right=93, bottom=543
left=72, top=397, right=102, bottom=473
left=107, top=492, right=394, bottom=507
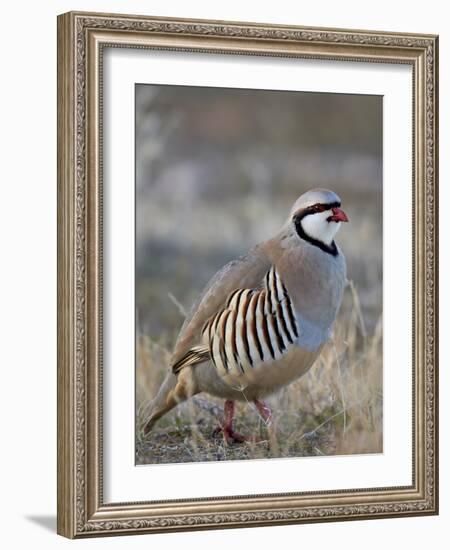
left=278, top=245, right=347, bottom=350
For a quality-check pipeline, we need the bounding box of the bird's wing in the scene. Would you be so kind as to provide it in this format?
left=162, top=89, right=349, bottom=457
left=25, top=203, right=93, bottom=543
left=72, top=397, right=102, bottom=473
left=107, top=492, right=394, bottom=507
left=171, top=246, right=271, bottom=369
left=172, top=262, right=300, bottom=387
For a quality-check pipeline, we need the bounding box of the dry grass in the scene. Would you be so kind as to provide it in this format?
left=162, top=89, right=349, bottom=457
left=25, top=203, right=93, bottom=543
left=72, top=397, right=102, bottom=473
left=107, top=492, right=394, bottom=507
left=135, top=281, right=382, bottom=465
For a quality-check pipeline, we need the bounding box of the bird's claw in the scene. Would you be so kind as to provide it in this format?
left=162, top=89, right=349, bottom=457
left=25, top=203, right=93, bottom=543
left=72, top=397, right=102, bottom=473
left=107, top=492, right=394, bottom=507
left=212, top=424, right=260, bottom=445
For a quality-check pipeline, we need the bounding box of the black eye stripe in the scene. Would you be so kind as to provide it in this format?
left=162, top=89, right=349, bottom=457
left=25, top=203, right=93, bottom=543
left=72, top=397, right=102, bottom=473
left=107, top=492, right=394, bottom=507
left=310, top=201, right=340, bottom=212
left=292, top=201, right=341, bottom=220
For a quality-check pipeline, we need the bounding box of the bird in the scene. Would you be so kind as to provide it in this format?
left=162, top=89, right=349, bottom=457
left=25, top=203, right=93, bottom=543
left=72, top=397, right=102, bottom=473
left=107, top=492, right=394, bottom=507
left=143, top=188, right=349, bottom=443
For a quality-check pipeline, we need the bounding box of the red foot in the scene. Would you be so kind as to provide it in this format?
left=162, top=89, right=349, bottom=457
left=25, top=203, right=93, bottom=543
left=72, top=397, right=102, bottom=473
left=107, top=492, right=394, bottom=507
left=211, top=400, right=266, bottom=444
left=212, top=424, right=260, bottom=444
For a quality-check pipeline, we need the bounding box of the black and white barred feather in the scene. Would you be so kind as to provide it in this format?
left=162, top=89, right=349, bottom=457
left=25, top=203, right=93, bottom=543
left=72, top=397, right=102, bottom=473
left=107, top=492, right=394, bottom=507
left=172, top=267, right=299, bottom=378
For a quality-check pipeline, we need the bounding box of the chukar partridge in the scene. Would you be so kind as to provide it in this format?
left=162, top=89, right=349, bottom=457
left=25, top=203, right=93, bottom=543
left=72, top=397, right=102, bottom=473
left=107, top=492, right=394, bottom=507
left=143, top=188, right=349, bottom=443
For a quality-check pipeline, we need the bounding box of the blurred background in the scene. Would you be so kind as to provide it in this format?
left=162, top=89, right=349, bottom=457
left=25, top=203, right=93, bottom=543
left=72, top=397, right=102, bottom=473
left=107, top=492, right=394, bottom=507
left=136, top=85, right=382, bottom=341
left=135, top=84, right=383, bottom=464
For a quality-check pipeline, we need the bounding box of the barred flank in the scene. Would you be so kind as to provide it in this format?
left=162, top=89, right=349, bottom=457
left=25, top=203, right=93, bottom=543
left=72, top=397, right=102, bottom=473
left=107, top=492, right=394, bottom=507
left=200, top=267, right=299, bottom=378
left=241, top=290, right=253, bottom=366
left=173, top=267, right=299, bottom=376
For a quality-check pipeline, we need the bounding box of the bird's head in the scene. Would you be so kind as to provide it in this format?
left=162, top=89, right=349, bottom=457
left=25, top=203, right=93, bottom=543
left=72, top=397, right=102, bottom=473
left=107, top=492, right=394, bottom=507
left=289, top=189, right=349, bottom=255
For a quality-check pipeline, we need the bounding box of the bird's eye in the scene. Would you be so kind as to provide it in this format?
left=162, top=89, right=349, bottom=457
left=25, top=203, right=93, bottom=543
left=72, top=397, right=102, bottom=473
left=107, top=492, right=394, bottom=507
left=313, top=204, right=325, bottom=213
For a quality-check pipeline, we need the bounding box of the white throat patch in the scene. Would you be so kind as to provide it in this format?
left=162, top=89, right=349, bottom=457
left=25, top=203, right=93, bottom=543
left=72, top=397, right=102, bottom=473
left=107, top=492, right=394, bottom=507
left=300, top=210, right=341, bottom=246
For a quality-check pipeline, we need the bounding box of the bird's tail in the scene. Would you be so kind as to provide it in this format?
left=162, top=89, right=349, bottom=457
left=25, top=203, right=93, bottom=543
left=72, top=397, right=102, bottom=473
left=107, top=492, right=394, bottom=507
left=142, top=366, right=198, bottom=435
left=142, top=370, right=179, bottom=434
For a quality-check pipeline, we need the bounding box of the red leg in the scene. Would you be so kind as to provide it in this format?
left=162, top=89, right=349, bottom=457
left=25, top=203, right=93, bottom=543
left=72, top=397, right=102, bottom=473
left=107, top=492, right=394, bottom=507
left=213, top=400, right=257, bottom=444
left=223, top=400, right=235, bottom=431
left=254, top=400, right=272, bottom=426
left=223, top=400, right=245, bottom=443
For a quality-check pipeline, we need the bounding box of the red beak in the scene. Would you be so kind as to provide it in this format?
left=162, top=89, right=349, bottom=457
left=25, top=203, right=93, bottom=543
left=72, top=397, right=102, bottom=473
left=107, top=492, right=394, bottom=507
left=328, top=207, right=349, bottom=223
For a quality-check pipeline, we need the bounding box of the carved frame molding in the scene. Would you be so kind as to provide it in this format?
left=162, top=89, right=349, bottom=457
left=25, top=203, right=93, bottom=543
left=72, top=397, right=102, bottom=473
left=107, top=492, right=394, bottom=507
left=57, top=11, right=438, bottom=538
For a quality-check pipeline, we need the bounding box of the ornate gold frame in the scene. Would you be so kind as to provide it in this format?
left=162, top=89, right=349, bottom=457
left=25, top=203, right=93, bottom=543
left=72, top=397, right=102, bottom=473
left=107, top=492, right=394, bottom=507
left=57, top=11, right=439, bottom=538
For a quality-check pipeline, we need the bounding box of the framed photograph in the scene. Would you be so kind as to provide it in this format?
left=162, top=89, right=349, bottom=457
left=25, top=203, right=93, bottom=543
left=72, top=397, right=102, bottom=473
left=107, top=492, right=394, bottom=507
left=57, top=11, right=439, bottom=538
